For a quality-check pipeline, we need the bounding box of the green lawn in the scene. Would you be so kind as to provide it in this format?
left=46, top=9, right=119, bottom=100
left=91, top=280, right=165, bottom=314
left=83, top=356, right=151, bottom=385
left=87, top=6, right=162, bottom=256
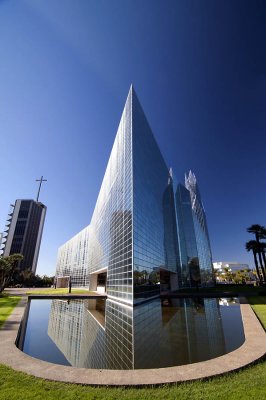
left=0, top=295, right=21, bottom=328
left=0, top=295, right=265, bottom=400
left=26, top=288, right=94, bottom=295
left=248, top=296, right=266, bottom=327
left=0, top=361, right=265, bottom=400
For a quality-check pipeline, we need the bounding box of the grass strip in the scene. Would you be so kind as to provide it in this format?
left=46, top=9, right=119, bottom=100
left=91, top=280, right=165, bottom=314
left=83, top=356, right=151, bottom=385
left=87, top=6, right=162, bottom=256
left=0, top=360, right=265, bottom=400
left=0, top=295, right=21, bottom=328
left=26, top=288, right=94, bottom=295
left=247, top=296, right=266, bottom=328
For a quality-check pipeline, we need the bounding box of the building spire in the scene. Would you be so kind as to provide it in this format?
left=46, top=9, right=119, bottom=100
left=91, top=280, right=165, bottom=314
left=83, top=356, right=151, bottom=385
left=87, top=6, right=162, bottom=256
left=185, top=170, right=197, bottom=189
left=36, top=176, right=47, bottom=202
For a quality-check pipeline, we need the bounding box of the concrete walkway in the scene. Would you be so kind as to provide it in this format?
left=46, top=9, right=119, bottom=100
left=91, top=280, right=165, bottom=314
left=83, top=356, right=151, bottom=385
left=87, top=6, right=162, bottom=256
left=0, top=296, right=266, bottom=386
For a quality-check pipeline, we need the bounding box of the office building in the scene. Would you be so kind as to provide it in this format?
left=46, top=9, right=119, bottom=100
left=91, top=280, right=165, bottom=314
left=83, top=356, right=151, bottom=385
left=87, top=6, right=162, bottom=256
left=1, top=199, right=46, bottom=273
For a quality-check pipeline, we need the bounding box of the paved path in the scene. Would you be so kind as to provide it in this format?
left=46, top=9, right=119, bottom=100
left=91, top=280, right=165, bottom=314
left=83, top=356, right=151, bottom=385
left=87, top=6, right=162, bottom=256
left=4, top=288, right=29, bottom=297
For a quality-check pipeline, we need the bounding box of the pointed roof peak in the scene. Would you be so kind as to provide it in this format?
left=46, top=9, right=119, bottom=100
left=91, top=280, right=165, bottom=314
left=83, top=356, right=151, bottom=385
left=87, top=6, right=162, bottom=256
left=127, top=84, right=142, bottom=111
left=185, top=170, right=197, bottom=189
left=125, top=84, right=136, bottom=104
left=128, top=83, right=134, bottom=94
left=129, top=83, right=137, bottom=98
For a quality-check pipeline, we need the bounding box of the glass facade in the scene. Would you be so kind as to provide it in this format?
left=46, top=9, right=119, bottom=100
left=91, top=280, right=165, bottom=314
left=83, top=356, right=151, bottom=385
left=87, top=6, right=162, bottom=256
left=175, top=184, right=201, bottom=287
left=185, top=171, right=214, bottom=285
left=55, top=226, right=90, bottom=287
left=132, top=90, right=178, bottom=299
left=87, top=88, right=133, bottom=303
left=56, top=85, right=214, bottom=299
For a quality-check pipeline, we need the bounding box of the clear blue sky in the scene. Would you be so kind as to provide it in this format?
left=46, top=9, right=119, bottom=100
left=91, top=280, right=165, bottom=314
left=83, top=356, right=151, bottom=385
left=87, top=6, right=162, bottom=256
left=0, top=0, right=265, bottom=276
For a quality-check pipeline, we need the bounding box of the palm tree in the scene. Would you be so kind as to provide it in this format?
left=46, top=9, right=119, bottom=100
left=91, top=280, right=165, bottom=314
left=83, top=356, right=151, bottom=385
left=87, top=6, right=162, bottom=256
left=259, top=226, right=266, bottom=272
left=260, top=242, right=266, bottom=273
left=247, top=224, right=266, bottom=282
left=245, top=240, right=264, bottom=285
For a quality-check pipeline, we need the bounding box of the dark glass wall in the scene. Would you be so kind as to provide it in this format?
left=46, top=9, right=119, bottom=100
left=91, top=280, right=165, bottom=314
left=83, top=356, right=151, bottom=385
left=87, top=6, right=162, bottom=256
left=132, top=88, right=178, bottom=299
left=9, top=200, right=46, bottom=273
left=175, top=184, right=201, bottom=287
left=185, top=172, right=214, bottom=285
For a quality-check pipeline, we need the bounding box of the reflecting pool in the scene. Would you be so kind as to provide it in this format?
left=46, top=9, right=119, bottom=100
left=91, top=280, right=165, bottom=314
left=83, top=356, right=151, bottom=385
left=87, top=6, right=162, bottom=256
left=17, top=297, right=245, bottom=369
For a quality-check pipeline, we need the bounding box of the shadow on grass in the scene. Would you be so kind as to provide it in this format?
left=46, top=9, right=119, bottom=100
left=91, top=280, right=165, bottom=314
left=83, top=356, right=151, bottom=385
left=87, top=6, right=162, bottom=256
left=0, top=320, right=20, bottom=330
left=247, top=296, right=266, bottom=330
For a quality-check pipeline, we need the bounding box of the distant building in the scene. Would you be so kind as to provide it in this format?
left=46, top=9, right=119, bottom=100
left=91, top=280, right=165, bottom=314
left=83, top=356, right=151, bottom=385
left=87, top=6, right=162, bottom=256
left=1, top=199, right=46, bottom=274
left=213, top=262, right=250, bottom=272
left=55, top=226, right=90, bottom=288
left=0, top=232, right=3, bottom=252
left=213, top=262, right=256, bottom=283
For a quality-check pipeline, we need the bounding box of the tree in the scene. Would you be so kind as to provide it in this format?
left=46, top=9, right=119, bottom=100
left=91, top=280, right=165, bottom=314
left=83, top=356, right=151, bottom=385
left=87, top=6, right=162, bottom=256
left=223, top=266, right=234, bottom=283
left=259, top=241, right=266, bottom=276
left=12, top=270, right=54, bottom=287
left=41, top=275, right=54, bottom=287
left=247, top=224, right=266, bottom=242
left=0, top=254, right=24, bottom=293
left=247, top=224, right=266, bottom=282
left=245, top=240, right=264, bottom=285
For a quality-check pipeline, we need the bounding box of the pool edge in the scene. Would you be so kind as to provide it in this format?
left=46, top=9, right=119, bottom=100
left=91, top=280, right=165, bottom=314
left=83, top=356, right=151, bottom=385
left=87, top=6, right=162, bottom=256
left=0, top=297, right=265, bottom=386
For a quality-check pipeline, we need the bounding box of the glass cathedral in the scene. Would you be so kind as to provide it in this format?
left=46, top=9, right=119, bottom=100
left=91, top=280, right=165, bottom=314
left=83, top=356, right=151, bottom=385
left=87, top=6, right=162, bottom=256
left=55, top=86, right=214, bottom=300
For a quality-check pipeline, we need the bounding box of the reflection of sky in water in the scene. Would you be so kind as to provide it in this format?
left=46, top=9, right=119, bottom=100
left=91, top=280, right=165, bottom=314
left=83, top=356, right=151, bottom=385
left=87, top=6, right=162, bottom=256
left=19, top=298, right=245, bottom=370
left=22, top=300, right=70, bottom=366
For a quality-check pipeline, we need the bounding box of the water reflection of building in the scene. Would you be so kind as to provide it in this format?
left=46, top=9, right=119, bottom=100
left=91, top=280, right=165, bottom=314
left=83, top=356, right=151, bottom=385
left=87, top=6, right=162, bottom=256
left=104, top=300, right=133, bottom=369
left=134, top=297, right=225, bottom=368
left=54, top=86, right=214, bottom=299
left=47, top=296, right=227, bottom=370
left=48, top=298, right=133, bottom=369
left=48, top=300, right=84, bottom=366
left=78, top=299, right=107, bottom=369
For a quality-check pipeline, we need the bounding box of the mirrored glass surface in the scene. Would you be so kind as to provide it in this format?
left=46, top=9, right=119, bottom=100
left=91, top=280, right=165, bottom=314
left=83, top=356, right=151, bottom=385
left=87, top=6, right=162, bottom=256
left=18, top=297, right=245, bottom=370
